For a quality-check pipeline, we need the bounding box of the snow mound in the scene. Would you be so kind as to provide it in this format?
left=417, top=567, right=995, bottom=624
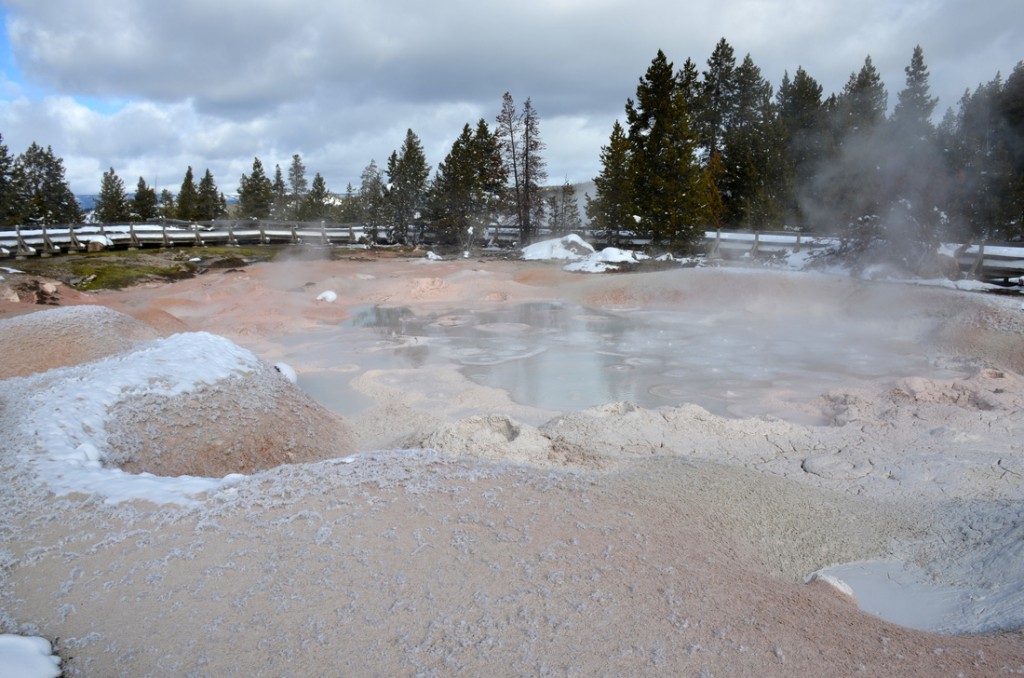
left=564, top=246, right=650, bottom=273
left=521, top=234, right=595, bottom=261
left=521, top=236, right=651, bottom=273
left=316, top=290, right=337, bottom=302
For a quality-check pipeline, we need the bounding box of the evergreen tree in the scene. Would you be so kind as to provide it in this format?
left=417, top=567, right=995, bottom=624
left=776, top=67, right=827, bottom=227
left=943, top=76, right=1016, bottom=238
left=698, top=38, right=739, bottom=160
left=339, top=182, right=360, bottom=222
left=158, top=189, right=175, bottom=219
left=495, top=92, right=547, bottom=244
left=625, top=50, right=703, bottom=246
left=385, top=128, right=431, bottom=243
left=237, top=157, right=273, bottom=219
left=892, top=45, right=939, bottom=135
left=94, top=167, right=131, bottom=223
left=359, top=159, right=388, bottom=241
left=196, top=169, right=226, bottom=221
left=547, top=179, right=582, bottom=236
left=586, top=120, right=633, bottom=244
left=818, top=56, right=890, bottom=225
left=1000, top=61, right=1024, bottom=237
left=835, top=55, right=888, bottom=135
left=175, top=166, right=199, bottom=221
left=431, top=123, right=480, bottom=244
left=271, top=164, right=288, bottom=219
left=721, top=53, right=787, bottom=228
left=300, top=173, right=330, bottom=221
left=132, top=177, right=158, bottom=221
left=430, top=119, right=505, bottom=247
left=288, top=153, right=308, bottom=206
left=887, top=45, right=945, bottom=240
left=0, top=134, right=15, bottom=227
left=10, top=142, right=82, bottom=225
left=520, top=98, right=547, bottom=242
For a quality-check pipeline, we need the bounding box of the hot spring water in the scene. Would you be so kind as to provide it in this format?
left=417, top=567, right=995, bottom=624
left=275, top=300, right=967, bottom=421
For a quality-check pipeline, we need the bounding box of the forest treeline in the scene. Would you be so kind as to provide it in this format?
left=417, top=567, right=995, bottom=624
left=1, top=38, right=1021, bottom=250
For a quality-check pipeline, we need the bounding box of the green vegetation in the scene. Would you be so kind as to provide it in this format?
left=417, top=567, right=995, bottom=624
left=14, top=245, right=277, bottom=291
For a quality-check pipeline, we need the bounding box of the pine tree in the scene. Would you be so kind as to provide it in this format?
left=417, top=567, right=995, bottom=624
left=94, top=167, right=131, bottom=223
left=586, top=120, right=633, bottom=244
left=0, top=134, right=15, bottom=227
left=625, top=50, right=703, bottom=246
left=288, top=153, right=308, bottom=207
left=521, top=98, right=547, bottom=241
left=359, top=159, right=388, bottom=241
left=132, top=177, right=158, bottom=221
left=385, top=129, right=431, bottom=243
left=271, top=164, right=288, bottom=219
left=547, top=179, right=581, bottom=236
left=175, top=166, right=199, bottom=221
left=196, top=169, right=226, bottom=221
left=237, top=157, right=273, bottom=219
left=776, top=67, right=827, bottom=227
left=299, top=173, right=330, bottom=221
left=10, top=142, right=82, bottom=225
left=892, top=45, right=938, bottom=136
left=1001, top=61, right=1024, bottom=237
left=698, top=38, right=739, bottom=160
left=721, top=53, right=786, bottom=228
left=496, top=92, right=548, bottom=244
left=339, top=182, right=360, bottom=222
left=887, top=45, right=945, bottom=240
left=819, top=56, right=890, bottom=225
left=836, top=55, right=888, bottom=135
left=158, top=189, right=175, bottom=218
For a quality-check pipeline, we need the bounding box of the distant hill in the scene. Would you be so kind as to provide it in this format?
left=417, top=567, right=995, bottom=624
left=77, top=194, right=99, bottom=211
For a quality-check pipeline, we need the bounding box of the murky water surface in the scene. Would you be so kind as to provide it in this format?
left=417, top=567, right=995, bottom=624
left=276, top=301, right=966, bottom=419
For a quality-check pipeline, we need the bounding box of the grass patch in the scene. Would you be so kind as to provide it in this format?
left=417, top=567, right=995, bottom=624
left=11, top=244, right=281, bottom=290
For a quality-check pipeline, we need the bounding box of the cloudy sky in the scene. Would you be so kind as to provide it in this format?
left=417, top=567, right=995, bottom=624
left=0, top=0, right=1021, bottom=196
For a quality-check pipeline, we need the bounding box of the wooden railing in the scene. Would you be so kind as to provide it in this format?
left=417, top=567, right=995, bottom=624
left=2, top=223, right=1022, bottom=281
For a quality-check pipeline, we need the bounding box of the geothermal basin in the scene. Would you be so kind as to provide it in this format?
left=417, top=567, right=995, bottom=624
left=2, top=254, right=1023, bottom=676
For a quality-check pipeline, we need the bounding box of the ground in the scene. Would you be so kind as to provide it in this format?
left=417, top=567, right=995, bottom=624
left=1, top=244, right=1023, bottom=677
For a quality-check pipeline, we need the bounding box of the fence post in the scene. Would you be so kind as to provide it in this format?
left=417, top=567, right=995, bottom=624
left=40, top=224, right=59, bottom=257
left=68, top=226, right=84, bottom=251
left=128, top=223, right=140, bottom=250
left=970, top=240, right=986, bottom=279
left=14, top=224, right=32, bottom=259
left=751, top=231, right=760, bottom=256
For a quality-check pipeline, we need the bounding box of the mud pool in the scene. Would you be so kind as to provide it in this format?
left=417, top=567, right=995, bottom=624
left=273, top=300, right=970, bottom=421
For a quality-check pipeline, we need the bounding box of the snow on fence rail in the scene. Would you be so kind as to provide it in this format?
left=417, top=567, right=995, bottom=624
left=2, top=223, right=1023, bottom=281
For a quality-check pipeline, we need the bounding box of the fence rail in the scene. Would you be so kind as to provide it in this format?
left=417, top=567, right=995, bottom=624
left=2, top=222, right=1023, bottom=282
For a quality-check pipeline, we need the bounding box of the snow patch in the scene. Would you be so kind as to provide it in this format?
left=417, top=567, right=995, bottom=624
left=0, top=635, right=62, bottom=678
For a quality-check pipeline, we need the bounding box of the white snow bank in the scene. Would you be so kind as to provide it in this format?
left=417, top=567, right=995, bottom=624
left=564, top=247, right=650, bottom=273
left=522, top=236, right=653, bottom=273
left=0, top=635, right=61, bottom=678
left=316, top=290, right=337, bottom=302
left=522, top=234, right=595, bottom=261
left=1, top=332, right=258, bottom=504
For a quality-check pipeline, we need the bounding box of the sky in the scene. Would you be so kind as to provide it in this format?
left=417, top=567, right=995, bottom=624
left=0, top=0, right=1021, bottom=197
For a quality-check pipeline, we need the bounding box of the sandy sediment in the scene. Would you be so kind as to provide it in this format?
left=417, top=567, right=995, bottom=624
left=1, top=252, right=1023, bottom=676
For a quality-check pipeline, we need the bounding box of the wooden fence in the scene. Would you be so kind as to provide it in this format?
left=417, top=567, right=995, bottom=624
left=2, top=222, right=1022, bottom=282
